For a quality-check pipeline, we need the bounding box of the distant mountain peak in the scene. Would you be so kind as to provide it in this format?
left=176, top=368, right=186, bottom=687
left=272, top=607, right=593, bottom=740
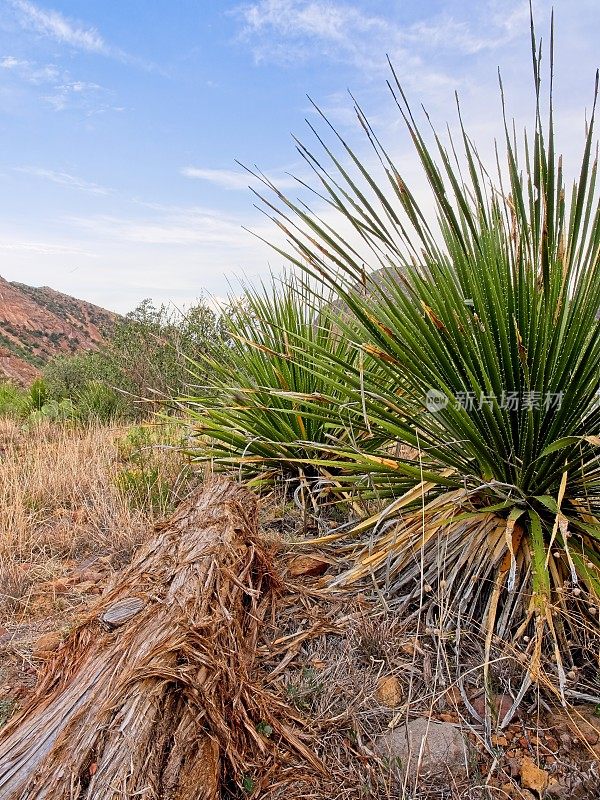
left=0, top=276, right=119, bottom=385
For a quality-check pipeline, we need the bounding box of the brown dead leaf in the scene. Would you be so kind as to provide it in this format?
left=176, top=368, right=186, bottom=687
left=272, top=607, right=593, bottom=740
left=421, top=302, right=446, bottom=331
left=288, top=556, right=329, bottom=578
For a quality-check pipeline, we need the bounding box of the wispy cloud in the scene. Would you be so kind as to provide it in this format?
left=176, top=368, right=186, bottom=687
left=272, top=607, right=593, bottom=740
left=0, top=237, right=94, bottom=257
left=15, top=167, right=111, bottom=195
left=11, top=0, right=108, bottom=54
left=68, top=206, right=254, bottom=247
left=181, top=165, right=298, bottom=191
left=0, top=53, right=121, bottom=113
left=0, top=55, right=60, bottom=84
left=0, top=55, right=26, bottom=69
left=8, top=0, right=158, bottom=71
left=42, top=79, right=105, bottom=112
left=234, top=0, right=391, bottom=70
left=233, top=0, right=530, bottom=75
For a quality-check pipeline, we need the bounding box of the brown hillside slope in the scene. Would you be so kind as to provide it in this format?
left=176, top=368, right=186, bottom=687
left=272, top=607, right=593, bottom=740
left=0, top=276, right=118, bottom=385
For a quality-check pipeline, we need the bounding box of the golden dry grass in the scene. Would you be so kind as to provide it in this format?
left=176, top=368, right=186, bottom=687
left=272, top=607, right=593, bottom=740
left=0, top=417, right=194, bottom=625
left=0, top=419, right=597, bottom=799
left=0, top=482, right=324, bottom=800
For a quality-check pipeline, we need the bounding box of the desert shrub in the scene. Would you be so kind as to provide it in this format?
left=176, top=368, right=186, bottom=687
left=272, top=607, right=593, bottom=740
left=28, top=378, right=47, bottom=410
left=114, top=424, right=191, bottom=516
left=0, top=381, right=76, bottom=423
left=105, top=298, right=225, bottom=409
left=0, top=383, right=31, bottom=418
left=182, top=274, right=375, bottom=490
left=26, top=399, right=76, bottom=427
left=74, top=381, right=129, bottom=423
left=43, top=352, right=120, bottom=401
left=42, top=298, right=225, bottom=421
left=202, top=23, right=600, bottom=700
left=113, top=466, right=171, bottom=515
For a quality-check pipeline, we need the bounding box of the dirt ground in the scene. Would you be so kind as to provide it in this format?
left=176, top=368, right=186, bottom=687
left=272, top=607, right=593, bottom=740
left=1, top=419, right=599, bottom=799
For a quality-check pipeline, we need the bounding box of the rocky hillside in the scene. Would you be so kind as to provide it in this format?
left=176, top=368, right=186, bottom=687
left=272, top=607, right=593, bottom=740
left=0, top=276, right=118, bottom=385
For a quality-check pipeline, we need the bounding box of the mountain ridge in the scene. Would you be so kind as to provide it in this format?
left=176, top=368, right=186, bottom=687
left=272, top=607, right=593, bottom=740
left=0, top=276, right=119, bottom=385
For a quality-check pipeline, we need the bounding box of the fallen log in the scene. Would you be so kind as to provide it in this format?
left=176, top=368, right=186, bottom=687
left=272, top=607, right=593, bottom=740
left=0, top=481, right=320, bottom=799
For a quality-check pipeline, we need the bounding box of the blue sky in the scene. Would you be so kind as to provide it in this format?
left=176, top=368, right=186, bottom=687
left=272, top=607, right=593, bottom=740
left=0, top=0, right=598, bottom=312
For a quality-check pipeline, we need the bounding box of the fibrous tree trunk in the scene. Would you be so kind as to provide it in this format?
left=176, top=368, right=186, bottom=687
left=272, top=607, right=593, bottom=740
left=0, top=481, right=319, bottom=799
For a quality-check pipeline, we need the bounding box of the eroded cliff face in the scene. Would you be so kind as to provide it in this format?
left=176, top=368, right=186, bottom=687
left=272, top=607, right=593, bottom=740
left=0, top=276, right=118, bottom=385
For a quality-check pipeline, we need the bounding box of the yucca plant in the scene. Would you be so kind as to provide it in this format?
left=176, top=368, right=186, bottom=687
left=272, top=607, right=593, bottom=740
left=249, top=21, right=600, bottom=705
left=182, top=274, right=382, bottom=494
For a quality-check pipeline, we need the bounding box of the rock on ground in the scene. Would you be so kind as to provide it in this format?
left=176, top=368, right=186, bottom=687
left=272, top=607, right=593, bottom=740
left=376, top=717, right=469, bottom=779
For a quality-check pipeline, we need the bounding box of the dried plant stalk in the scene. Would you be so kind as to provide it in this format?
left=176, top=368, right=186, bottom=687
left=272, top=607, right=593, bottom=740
left=0, top=480, right=319, bottom=799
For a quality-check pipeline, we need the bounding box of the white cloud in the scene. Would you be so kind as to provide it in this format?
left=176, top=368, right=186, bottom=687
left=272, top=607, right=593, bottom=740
left=68, top=206, right=257, bottom=247
left=233, top=0, right=531, bottom=80
left=181, top=166, right=253, bottom=190
left=0, top=56, right=60, bottom=84
left=8, top=0, right=157, bottom=71
left=11, top=0, right=108, bottom=54
left=241, top=0, right=367, bottom=41
left=181, top=165, right=298, bottom=191
left=0, top=54, right=115, bottom=113
left=0, top=200, right=283, bottom=313
left=15, top=167, right=111, bottom=195
left=235, top=0, right=391, bottom=71
left=0, top=55, right=26, bottom=69
left=42, top=79, right=105, bottom=112
left=0, top=237, right=94, bottom=257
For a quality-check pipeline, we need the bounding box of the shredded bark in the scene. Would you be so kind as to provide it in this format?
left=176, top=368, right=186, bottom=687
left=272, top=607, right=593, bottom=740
left=0, top=480, right=321, bottom=799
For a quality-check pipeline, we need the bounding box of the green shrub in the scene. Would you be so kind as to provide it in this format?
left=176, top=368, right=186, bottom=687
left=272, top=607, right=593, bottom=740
left=72, top=381, right=128, bottom=423
left=42, top=298, right=225, bottom=421
left=43, top=352, right=120, bottom=402
left=29, top=378, right=47, bottom=410
left=114, top=424, right=189, bottom=516
left=105, top=298, right=224, bottom=410
left=0, top=382, right=31, bottom=418
left=114, top=466, right=172, bottom=515
left=26, top=398, right=76, bottom=426
left=209, top=22, right=600, bottom=699
left=181, top=274, right=373, bottom=490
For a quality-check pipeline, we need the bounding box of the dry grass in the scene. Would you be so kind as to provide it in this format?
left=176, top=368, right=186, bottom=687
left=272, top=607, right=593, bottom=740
left=0, top=421, right=597, bottom=798
left=0, top=482, right=324, bottom=800
left=0, top=417, right=195, bottom=625
left=259, top=588, right=600, bottom=799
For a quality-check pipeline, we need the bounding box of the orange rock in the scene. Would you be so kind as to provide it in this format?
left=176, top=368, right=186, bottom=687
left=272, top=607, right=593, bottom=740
left=288, top=555, right=329, bottom=578
left=33, top=632, right=61, bottom=656
left=499, top=783, right=536, bottom=800
left=520, top=755, right=549, bottom=795
left=376, top=675, right=403, bottom=707
left=445, top=685, right=462, bottom=705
